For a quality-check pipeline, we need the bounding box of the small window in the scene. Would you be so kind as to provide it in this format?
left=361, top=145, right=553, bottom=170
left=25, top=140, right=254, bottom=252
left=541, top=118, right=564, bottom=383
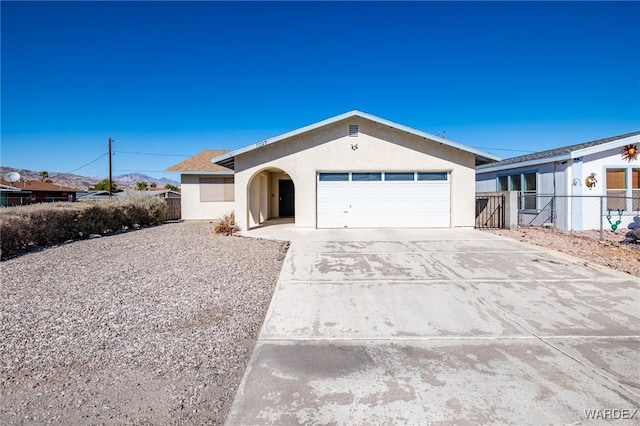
left=385, top=172, right=414, bottom=181
left=349, top=125, right=358, bottom=137
left=200, top=177, right=234, bottom=202
left=510, top=175, right=522, bottom=192
left=417, top=172, right=447, bottom=181
left=524, top=173, right=536, bottom=192
left=523, top=173, right=537, bottom=210
left=352, top=172, right=381, bottom=181
left=319, top=173, right=349, bottom=181
left=497, top=176, right=508, bottom=191
left=607, top=169, right=627, bottom=211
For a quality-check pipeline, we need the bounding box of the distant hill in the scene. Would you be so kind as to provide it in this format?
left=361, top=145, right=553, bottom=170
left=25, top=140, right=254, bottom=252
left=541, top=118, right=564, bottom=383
left=0, top=167, right=179, bottom=190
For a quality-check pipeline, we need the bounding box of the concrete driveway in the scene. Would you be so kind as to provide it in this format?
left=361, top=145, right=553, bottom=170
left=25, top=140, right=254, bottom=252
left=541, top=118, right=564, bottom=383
left=226, top=228, right=640, bottom=425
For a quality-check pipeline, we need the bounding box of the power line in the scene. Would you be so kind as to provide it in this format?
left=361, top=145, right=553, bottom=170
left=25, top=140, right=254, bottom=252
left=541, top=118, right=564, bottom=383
left=66, top=152, right=108, bottom=174
left=116, top=150, right=191, bottom=157
left=117, top=169, right=172, bottom=173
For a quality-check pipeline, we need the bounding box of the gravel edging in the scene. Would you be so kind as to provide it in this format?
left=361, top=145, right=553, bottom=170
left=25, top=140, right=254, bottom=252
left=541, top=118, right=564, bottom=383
left=1, top=221, right=285, bottom=425
left=483, top=226, right=640, bottom=277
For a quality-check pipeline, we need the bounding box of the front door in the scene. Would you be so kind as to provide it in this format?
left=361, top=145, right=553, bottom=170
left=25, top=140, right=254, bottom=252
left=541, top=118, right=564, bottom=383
left=279, top=180, right=295, bottom=217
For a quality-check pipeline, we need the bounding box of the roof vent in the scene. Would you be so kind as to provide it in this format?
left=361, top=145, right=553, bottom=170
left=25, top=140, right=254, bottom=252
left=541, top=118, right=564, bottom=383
left=349, top=124, right=359, bottom=137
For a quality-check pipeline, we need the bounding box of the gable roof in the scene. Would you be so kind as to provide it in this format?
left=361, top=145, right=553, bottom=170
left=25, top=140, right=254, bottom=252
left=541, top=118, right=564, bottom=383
left=165, top=150, right=233, bottom=173
left=0, top=179, right=79, bottom=192
left=210, top=110, right=501, bottom=169
left=477, top=130, right=640, bottom=172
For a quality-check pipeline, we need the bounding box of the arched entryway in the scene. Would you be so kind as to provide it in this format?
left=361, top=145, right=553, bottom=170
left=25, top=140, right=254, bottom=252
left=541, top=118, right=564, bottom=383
left=247, top=168, right=295, bottom=229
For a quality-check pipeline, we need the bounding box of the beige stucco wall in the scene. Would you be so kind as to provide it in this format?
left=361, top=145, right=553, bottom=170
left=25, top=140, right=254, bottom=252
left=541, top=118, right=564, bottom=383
left=180, top=174, right=237, bottom=220
left=234, top=117, right=477, bottom=229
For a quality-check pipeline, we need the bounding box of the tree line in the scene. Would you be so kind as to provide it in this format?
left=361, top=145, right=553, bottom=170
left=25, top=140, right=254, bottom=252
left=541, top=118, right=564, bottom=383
left=89, top=179, right=179, bottom=192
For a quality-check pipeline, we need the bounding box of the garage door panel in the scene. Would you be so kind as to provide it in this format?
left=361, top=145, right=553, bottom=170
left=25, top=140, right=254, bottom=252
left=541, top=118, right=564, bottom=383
left=317, top=183, right=350, bottom=228
left=317, top=172, right=450, bottom=228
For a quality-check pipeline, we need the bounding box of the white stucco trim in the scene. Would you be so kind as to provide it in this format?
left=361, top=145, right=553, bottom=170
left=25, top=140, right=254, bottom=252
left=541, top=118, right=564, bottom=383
left=477, top=134, right=640, bottom=175
left=477, top=154, right=572, bottom=174
left=211, top=110, right=500, bottom=166
left=571, top=134, right=640, bottom=158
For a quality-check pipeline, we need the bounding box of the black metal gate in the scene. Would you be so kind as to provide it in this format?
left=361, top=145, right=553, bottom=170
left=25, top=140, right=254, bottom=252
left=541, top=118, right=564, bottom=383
left=475, top=194, right=505, bottom=228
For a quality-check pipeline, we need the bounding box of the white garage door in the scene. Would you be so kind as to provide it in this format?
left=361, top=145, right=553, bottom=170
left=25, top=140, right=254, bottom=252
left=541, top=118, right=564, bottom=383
left=317, top=172, right=450, bottom=228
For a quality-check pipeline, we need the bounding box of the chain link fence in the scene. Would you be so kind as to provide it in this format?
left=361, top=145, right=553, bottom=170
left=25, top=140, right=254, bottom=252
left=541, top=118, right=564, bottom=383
left=518, top=194, right=640, bottom=240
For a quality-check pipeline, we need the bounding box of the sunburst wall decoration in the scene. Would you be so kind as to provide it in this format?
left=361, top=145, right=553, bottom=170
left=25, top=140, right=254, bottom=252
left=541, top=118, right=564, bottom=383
left=622, top=144, right=638, bottom=162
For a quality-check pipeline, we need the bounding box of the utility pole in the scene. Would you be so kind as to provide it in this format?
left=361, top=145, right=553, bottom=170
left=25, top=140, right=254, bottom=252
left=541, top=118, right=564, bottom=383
left=108, top=137, right=113, bottom=197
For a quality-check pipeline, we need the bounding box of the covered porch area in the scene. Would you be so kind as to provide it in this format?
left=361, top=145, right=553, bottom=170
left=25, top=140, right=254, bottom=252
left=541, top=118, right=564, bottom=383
left=247, top=168, right=296, bottom=229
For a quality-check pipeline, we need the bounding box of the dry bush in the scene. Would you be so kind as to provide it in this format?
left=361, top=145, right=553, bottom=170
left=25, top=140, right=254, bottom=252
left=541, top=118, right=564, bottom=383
left=0, top=195, right=168, bottom=258
left=108, top=194, right=166, bottom=228
left=0, top=215, right=30, bottom=256
left=213, top=211, right=240, bottom=235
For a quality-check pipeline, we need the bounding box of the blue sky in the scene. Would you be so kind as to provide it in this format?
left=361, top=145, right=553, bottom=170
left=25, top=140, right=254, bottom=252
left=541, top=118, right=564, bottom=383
left=2, top=1, right=639, bottom=180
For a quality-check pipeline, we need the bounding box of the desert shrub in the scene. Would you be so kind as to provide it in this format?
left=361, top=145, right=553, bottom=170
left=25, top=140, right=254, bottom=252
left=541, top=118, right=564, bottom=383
left=213, top=211, right=240, bottom=235
left=0, top=194, right=168, bottom=258
left=27, top=208, right=79, bottom=246
left=0, top=215, right=30, bottom=256
left=112, top=194, right=166, bottom=227
left=76, top=203, right=122, bottom=234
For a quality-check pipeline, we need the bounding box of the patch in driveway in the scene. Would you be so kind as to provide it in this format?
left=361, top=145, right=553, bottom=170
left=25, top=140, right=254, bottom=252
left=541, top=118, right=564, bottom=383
left=260, top=281, right=524, bottom=339
left=228, top=340, right=638, bottom=425
left=282, top=252, right=453, bottom=281
left=470, top=279, right=640, bottom=336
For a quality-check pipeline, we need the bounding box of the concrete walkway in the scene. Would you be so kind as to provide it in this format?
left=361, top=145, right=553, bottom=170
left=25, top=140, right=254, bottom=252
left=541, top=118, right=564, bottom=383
left=227, top=227, right=640, bottom=425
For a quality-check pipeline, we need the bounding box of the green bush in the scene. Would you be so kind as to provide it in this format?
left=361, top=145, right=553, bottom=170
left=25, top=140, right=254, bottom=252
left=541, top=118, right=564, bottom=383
left=0, top=195, right=167, bottom=258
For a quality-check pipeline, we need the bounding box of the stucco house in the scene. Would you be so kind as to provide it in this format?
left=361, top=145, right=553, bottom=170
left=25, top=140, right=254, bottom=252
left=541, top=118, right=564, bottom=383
left=0, top=179, right=79, bottom=205
left=476, top=131, right=640, bottom=231
left=167, top=110, right=499, bottom=230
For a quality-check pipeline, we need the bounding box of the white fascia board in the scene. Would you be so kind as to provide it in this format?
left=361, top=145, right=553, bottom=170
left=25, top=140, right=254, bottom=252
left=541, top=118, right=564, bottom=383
left=211, top=111, right=359, bottom=164
left=477, top=154, right=571, bottom=175
left=571, top=134, right=640, bottom=158
left=211, top=110, right=501, bottom=164
left=355, top=111, right=501, bottom=161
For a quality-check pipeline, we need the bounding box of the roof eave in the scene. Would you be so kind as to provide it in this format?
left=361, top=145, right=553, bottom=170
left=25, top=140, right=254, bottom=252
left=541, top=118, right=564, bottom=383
left=477, top=153, right=572, bottom=174
left=571, top=133, right=640, bottom=158
left=211, top=110, right=500, bottom=167
left=171, top=170, right=234, bottom=175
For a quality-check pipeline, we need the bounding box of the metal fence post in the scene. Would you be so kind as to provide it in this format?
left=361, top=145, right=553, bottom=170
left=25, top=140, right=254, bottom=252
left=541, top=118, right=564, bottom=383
left=599, top=196, right=604, bottom=241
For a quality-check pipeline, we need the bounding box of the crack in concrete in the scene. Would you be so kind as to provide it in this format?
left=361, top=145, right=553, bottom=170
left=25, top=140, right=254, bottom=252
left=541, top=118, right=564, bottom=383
left=474, top=291, right=640, bottom=400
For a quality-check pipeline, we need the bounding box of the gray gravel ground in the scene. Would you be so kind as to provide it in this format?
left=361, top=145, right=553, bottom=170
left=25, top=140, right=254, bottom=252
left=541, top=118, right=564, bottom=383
left=1, top=221, right=285, bottom=425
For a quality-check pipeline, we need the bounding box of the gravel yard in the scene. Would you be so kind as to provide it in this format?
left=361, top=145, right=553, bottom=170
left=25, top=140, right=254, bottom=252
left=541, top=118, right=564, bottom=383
left=1, top=221, right=285, bottom=425
left=484, top=225, right=640, bottom=277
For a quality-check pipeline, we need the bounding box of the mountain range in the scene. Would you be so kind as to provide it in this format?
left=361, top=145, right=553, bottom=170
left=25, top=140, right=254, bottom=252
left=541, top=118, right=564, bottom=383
left=0, top=167, right=179, bottom=190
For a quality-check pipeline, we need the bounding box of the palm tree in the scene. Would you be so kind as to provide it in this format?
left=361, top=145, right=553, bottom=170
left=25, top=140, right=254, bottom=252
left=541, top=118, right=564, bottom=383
left=39, top=171, right=52, bottom=183
left=134, top=181, right=149, bottom=191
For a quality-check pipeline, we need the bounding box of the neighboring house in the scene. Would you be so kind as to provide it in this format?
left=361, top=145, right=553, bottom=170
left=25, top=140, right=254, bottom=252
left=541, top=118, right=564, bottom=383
left=167, top=110, right=499, bottom=230
left=166, top=150, right=233, bottom=220
left=77, top=190, right=111, bottom=201
left=1, top=183, right=32, bottom=206
left=0, top=179, right=79, bottom=205
left=476, top=131, right=640, bottom=230
left=77, top=189, right=181, bottom=201
left=134, top=189, right=181, bottom=199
